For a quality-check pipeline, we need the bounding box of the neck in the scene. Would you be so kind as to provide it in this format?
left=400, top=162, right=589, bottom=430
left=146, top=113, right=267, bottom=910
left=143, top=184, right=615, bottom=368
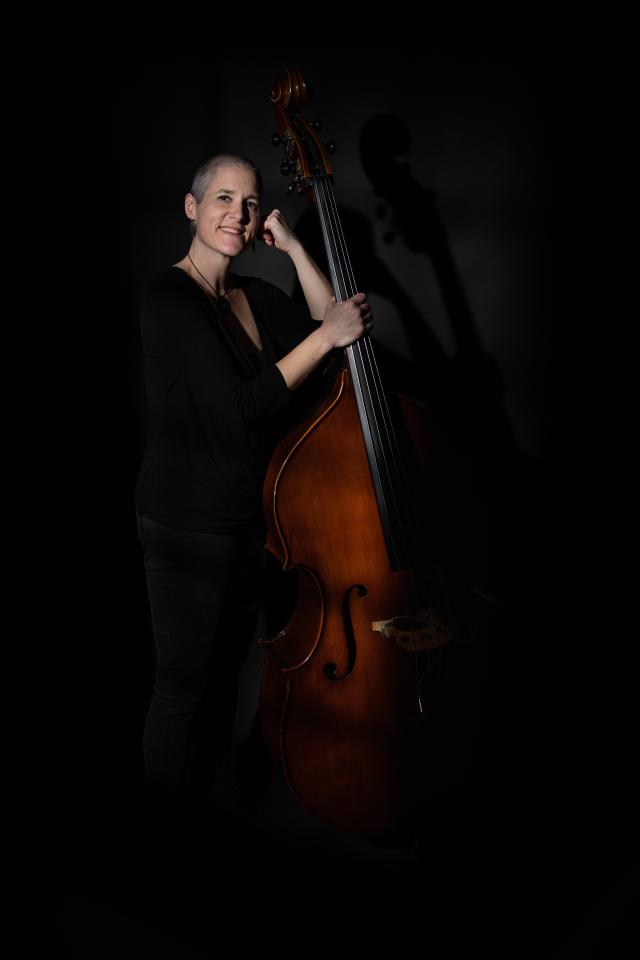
left=186, top=243, right=231, bottom=297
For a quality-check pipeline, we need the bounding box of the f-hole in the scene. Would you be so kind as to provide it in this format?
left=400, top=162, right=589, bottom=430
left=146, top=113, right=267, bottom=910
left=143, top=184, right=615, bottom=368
left=323, top=583, right=368, bottom=681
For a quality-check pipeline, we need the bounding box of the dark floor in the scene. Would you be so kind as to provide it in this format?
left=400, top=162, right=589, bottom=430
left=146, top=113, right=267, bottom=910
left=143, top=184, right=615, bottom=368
left=55, top=771, right=492, bottom=956
left=53, top=732, right=637, bottom=958
left=57, top=766, right=428, bottom=956
left=53, top=586, right=637, bottom=956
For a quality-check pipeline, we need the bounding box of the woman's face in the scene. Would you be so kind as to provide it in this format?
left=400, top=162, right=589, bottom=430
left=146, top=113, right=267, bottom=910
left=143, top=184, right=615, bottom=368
left=188, top=164, right=261, bottom=257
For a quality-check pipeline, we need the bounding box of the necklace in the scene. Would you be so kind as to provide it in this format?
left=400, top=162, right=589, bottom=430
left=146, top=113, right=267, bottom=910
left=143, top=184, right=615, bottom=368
left=187, top=251, right=230, bottom=309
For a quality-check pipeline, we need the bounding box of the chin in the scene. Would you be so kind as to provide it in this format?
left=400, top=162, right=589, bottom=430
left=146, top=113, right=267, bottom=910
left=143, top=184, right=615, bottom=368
left=218, top=237, right=246, bottom=254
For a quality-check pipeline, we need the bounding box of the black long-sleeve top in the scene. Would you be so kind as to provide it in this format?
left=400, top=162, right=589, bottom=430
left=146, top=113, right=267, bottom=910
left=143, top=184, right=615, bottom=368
left=135, top=266, right=320, bottom=533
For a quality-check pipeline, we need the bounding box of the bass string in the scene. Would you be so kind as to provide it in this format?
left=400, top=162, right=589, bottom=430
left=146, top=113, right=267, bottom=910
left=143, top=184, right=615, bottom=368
left=315, top=177, right=408, bottom=532
left=316, top=185, right=410, bottom=581
left=313, top=176, right=447, bottom=702
left=321, top=181, right=430, bottom=611
left=313, top=176, right=430, bottom=611
left=314, top=176, right=415, bottom=571
left=358, top=335, right=433, bottom=604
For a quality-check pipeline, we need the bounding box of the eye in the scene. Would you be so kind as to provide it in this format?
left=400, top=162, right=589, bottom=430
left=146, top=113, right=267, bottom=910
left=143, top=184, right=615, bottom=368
left=217, top=194, right=231, bottom=202
left=247, top=200, right=259, bottom=211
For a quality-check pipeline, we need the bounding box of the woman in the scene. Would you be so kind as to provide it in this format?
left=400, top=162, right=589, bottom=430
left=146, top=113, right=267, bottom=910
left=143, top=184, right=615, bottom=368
left=135, top=153, right=372, bottom=808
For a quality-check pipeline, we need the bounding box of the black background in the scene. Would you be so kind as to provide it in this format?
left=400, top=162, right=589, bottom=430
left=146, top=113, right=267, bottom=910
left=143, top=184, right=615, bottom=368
left=46, top=39, right=635, bottom=955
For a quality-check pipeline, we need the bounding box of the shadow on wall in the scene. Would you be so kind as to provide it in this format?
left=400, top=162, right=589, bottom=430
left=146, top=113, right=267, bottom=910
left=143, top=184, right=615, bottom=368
left=291, top=112, right=545, bottom=621
left=282, top=110, right=552, bottom=866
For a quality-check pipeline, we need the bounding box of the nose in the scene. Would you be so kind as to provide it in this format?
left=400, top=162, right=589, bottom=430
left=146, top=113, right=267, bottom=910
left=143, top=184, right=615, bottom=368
left=228, top=200, right=253, bottom=225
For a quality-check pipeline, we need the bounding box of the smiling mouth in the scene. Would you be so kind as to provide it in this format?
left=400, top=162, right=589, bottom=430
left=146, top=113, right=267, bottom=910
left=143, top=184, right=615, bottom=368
left=219, top=226, right=244, bottom=235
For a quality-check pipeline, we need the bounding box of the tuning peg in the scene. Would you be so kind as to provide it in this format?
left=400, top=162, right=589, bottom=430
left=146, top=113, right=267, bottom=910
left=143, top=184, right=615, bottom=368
left=280, top=160, right=293, bottom=177
left=285, top=181, right=297, bottom=196
left=325, top=140, right=337, bottom=154
left=309, top=119, right=322, bottom=131
left=270, top=133, right=283, bottom=147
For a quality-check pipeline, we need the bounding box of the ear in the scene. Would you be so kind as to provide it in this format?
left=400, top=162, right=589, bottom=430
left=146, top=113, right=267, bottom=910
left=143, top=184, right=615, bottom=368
left=184, top=193, right=197, bottom=223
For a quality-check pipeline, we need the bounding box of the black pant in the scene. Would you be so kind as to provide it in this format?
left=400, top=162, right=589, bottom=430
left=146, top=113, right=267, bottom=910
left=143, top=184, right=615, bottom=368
left=136, top=511, right=264, bottom=794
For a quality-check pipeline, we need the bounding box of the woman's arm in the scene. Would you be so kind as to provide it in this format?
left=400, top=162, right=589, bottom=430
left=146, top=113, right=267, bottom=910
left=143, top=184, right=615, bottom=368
left=287, top=244, right=333, bottom=321
left=261, top=209, right=333, bottom=320
left=275, top=293, right=370, bottom=391
left=261, top=209, right=373, bottom=390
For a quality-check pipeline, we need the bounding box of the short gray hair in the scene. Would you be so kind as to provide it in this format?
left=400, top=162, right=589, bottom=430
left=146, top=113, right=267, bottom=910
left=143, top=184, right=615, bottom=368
left=189, top=154, right=263, bottom=236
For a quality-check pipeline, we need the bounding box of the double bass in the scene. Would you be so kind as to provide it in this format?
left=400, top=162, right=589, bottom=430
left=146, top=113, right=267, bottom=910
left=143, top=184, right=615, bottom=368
left=259, top=67, right=453, bottom=836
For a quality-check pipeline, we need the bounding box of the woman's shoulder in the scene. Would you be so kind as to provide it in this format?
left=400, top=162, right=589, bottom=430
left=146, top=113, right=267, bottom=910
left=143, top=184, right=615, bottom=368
left=144, top=265, right=192, bottom=297
left=139, top=267, right=209, bottom=343
left=141, top=266, right=204, bottom=316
